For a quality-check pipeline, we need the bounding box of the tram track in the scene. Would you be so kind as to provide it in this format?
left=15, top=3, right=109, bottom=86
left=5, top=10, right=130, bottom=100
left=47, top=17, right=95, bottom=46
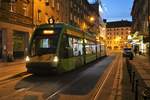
left=0, top=56, right=114, bottom=100
left=45, top=56, right=115, bottom=100
left=0, top=66, right=88, bottom=100
left=45, top=73, right=83, bottom=100
left=0, top=71, right=30, bottom=85
left=91, top=53, right=121, bottom=100
left=0, top=75, right=75, bottom=100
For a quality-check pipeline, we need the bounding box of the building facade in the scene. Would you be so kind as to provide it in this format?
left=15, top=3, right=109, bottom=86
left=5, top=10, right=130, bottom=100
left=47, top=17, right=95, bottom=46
left=106, top=20, right=132, bottom=50
left=34, top=0, right=100, bottom=33
left=33, top=0, right=69, bottom=25
left=0, top=0, right=33, bottom=61
left=131, top=0, right=150, bottom=58
left=69, top=0, right=100, bottom=33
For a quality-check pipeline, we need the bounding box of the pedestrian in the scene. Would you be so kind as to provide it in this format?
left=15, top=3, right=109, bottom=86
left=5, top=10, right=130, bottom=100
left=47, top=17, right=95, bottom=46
left=134, top=46, right=138, bottom=56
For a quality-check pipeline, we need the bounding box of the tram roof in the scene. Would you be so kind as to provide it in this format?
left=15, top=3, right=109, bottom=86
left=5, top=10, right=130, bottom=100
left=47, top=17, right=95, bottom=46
left=36, top=23, right=96, bottom=41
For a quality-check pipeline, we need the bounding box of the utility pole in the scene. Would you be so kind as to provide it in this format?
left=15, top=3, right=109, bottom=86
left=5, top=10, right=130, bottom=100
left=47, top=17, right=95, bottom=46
left=148, top=0, right=150, bottom=61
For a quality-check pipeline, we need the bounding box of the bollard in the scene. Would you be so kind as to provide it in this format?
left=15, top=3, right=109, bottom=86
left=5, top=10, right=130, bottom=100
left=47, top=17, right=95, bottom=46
left=142, top=87, right=150, bottom=100
left=135, top=79, right=139, bottom=100
left=126, top=59, right=132, bottom=82
left=132, top=72, right=135, bottom=92
left=128, top=65, right=132, bottom=82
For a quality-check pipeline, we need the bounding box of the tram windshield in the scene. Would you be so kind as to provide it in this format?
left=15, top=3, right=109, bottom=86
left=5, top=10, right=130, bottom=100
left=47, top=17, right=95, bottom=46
left=30, top=28, right=61, bottom=56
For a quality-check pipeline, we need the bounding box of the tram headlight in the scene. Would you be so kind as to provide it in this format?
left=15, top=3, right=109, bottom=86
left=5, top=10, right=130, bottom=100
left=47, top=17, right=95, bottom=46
left=25, top=56, right=30, bottom=62
left=53, top=56, right=59, bottom=62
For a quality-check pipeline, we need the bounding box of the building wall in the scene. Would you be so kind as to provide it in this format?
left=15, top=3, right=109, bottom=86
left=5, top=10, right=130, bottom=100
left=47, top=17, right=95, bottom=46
left=33, top=0, right=69, bottom=25
left=0, top=0, right=33, bottom=61
left=33, top=0, right=100, bottom=33
left=106, top=24, right=131, bottom=50
left=131, top=0, right=149, bottom=36
left=131, top=0, right=150, bottom=58
left=66, top=0, right=100, bottom=33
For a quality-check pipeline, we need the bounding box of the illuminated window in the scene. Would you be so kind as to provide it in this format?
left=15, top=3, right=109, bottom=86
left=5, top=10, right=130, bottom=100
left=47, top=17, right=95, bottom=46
left=23, top=3, right=28, bottom=16
left=45, top=0, right=49, bottom=2
left=38, top=9, right=42, bottom=22
left=10, top=0, right=16, bottom=12
left=70, top=13, right=73, bottom=20
left=51, top=0, right=54, bottom=8
left=74, top=16, right=76, bottom=22
left=56, top=2, right=59, bottom=11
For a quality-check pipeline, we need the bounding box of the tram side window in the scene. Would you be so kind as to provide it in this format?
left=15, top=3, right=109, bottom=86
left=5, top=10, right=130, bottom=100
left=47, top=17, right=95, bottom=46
left=59, top=35, right=73, bottom=58
left=97, top=44, right=101, bottom=54
left=85, top=41, right=96, bottom=55
left=71, top=37, right=83, bottom=56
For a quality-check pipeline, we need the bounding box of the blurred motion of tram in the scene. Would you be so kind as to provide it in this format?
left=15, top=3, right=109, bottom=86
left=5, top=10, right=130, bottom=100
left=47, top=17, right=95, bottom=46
left=25, top=17, right=106, bottom=74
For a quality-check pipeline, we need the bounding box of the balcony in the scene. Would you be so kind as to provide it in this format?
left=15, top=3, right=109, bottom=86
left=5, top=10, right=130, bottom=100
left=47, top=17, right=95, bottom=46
left=0, top=8, right=33, bottom=27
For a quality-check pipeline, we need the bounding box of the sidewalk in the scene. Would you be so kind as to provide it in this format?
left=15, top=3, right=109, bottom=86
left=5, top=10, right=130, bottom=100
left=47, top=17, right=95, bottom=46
left=106, top=54, right=150, bottom=100
left=0, top=59, right=25, bottom=68
left=127, top=55, right=150, bottom=100
left=0, top=59, right=26, bottom=81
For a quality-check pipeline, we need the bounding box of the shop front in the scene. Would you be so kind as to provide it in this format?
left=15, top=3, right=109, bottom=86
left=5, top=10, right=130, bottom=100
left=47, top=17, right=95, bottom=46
left=13, top=31, right=29, bottom=59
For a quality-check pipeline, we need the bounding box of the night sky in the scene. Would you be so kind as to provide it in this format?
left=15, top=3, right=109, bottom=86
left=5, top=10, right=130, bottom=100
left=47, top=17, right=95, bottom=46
left=88, top=0, right=134, bottom=21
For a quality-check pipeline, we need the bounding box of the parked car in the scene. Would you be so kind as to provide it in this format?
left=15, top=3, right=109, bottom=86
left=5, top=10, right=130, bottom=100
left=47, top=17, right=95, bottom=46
left=123, top=48, right=134, bottom=60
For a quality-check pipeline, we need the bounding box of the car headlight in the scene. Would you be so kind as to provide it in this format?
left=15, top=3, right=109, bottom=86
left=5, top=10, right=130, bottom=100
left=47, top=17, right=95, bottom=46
left=53, top=56, right=59, bottom=62
left=25, top=56, right=30, bottom=62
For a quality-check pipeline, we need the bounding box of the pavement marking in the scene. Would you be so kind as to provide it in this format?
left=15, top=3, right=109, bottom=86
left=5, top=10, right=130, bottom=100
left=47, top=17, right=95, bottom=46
left=93, top=55, right=120, bottom=100
left=109, top=55, right=123, bottom=100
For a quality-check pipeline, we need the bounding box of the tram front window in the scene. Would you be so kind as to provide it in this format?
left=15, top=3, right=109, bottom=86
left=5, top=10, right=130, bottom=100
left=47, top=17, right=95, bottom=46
left=31, top=37, right=58, bottom=56
left=30, top=28, right=61, bottom=56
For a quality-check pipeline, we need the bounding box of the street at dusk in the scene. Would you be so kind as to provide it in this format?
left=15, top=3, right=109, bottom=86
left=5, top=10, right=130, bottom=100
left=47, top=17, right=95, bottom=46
left=0, top=0, right=150, bottom=100
left=0, top=53, right=130, bottom=100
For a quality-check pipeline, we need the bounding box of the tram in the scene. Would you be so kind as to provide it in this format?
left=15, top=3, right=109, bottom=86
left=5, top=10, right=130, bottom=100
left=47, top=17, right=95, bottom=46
left=25, top=18, right=106, bottom=74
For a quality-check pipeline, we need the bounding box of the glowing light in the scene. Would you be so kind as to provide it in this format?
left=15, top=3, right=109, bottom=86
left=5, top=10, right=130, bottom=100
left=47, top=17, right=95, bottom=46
left=90, top=17, right=95, bottom=22
left=53, top=56, right=59, bottom=62
left=128, top=35, right=132, bottom=40
left=43, top=30, right=54, bottom=34
left=25, top=56, right=30, bottom=62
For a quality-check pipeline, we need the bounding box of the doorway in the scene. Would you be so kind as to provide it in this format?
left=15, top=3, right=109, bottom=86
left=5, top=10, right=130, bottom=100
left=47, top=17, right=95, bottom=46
left=13, top=31, right=27, bottom=58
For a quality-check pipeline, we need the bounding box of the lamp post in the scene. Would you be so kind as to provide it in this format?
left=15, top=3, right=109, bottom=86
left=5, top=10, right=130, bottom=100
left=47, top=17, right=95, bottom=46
left=81, top=16, right=96, bottom=64
left=82, top=22, right=87, bottom=64
left=148, top=0, right=150, bottom=60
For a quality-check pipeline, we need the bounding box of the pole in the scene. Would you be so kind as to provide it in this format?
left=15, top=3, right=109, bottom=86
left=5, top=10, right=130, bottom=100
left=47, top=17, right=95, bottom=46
left=83, top=32, right=86, bottom=64
left=148, top=0, right=150, bottom=61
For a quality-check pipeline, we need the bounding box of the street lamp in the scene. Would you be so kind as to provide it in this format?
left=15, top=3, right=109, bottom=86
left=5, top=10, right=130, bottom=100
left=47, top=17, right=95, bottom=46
left=90, top=16, right=95, bottom=23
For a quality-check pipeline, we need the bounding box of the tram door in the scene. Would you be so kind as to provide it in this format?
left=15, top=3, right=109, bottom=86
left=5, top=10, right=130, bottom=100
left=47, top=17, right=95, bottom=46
left=0, top=30, right=2, bottom=59
left=13, top=31, right=26, bottom=58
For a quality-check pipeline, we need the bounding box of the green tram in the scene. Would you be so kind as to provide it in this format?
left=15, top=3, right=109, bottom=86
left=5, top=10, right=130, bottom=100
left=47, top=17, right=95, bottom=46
left=25, top=22, right=106, bottom=74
